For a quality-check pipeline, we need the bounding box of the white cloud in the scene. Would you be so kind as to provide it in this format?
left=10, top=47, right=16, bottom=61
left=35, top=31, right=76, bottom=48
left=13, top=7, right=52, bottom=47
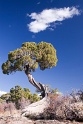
left=0, top=91, right=7, bottom=96
left=49, top=27, right=54, bottom=31
left=27, top=7, right=80, bottom=33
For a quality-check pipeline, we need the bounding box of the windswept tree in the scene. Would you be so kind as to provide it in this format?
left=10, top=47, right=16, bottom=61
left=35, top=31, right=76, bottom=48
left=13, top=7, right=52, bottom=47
left=2, top=42, right=58, bottom=98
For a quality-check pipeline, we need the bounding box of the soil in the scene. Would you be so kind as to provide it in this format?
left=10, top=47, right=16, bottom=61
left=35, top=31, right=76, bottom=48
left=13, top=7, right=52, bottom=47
left=0, top=114, right=83, bottom=124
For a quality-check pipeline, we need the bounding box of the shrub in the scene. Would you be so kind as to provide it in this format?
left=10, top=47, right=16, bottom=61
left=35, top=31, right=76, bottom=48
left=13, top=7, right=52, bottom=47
left=42, top=91, right=83, bottom=121
left=0, top=102, right=16, bottom=114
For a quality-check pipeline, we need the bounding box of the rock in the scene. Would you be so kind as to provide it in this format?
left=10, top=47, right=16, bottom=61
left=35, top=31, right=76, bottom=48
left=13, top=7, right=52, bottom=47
left=22, top=96, right=50, bottom=118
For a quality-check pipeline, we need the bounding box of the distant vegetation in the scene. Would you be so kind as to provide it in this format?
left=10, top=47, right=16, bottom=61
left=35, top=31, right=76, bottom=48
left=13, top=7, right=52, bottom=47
left=0, top=85, right=40, bottom=109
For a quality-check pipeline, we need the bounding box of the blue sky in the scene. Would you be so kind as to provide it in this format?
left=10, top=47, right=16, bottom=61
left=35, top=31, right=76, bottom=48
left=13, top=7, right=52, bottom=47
left=0, top=0, right=83, bottom=95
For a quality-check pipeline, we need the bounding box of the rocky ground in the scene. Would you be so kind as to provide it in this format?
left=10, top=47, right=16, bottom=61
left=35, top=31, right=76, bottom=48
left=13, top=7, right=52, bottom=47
left=0, top=113, right=83, bottom=124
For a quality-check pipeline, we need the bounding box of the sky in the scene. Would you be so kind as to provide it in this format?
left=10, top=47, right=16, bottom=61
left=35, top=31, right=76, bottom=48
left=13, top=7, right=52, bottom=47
left=0, top=0, right=83, bottom=96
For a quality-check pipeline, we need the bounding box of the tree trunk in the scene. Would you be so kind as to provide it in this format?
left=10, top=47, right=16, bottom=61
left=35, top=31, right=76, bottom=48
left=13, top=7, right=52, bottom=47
left=24, top=64, right=46, bottom=98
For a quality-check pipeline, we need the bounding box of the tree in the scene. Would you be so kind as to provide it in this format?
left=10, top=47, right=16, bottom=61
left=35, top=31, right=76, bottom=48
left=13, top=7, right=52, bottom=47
left=0, top=93, right=10, bottom=102
left=2, top=42, right=58, bottom=98
left=31, top=93, right=40, bottom=103
left=51, top=88, right=59, bottom=94
left=0, top=98, right=4, bottom=103
left=0, top=85, right=40, bottom=109
left=10, top=85, right=24, bottom=102
left=23, top=88, right=32, bottom=100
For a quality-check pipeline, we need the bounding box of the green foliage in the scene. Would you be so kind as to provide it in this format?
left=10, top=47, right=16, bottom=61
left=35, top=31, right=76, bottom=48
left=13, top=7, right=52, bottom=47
left=0, top=85, right=40, bottom=109
left=23, top=88, right=32, bottom=100
left=0, top=93, right=10, bottom=101
left=2, top=41, right=58, bottom=74
left=0, top=85, right=40, bottom=103
left=0, top=98, right=4, bottom=103
left=31, top=93, right=40, bottom=103
left=10, top=85, right=24, bottom=103
left=51, top=88, right=59, bottom=94
left=37, top=42, right=57, bottom=70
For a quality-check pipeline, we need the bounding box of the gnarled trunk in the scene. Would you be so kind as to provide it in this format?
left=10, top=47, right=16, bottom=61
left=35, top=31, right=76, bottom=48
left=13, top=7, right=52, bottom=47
left=24, top=64, right=46, bottom=98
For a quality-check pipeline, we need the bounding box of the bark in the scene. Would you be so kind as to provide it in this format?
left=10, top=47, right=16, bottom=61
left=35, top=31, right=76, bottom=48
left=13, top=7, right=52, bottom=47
left=24, top=64, right=46, bottom=98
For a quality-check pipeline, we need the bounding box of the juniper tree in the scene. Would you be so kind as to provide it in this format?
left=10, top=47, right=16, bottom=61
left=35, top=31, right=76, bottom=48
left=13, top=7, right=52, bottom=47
left=2, top=41, right=58, bottom=98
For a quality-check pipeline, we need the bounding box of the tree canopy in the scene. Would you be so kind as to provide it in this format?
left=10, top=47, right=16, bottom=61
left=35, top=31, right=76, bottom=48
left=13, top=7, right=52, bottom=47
left=2, top=41, right=58, bottom=74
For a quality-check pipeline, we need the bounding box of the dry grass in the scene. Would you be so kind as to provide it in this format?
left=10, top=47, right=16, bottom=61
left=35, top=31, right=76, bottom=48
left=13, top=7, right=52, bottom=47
left=41, top=90, right=83, bottom=121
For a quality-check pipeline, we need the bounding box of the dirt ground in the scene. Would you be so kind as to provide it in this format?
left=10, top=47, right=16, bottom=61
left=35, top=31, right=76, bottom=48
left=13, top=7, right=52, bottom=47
left=0, top=114, right=83, bottom=124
